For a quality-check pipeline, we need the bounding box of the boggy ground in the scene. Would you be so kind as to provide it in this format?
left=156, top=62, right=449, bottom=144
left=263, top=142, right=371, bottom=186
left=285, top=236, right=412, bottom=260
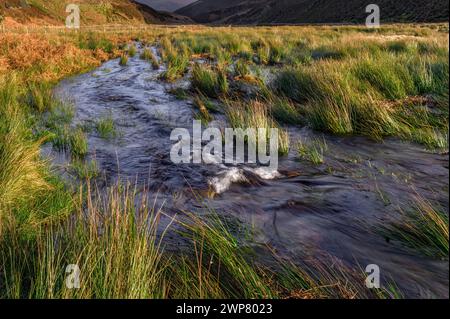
left=0, top=24, right=448, bottom=299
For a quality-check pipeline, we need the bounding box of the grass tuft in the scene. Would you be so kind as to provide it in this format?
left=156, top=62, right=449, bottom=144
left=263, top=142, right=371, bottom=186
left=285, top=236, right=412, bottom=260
left=192, top=63, right=229, bottom=98
left=296, top=137, right=328, bottom=165
left=382, top=196, right=449, bottom=259
left=119, top=54, right=128, bottom=66
left=160, top=52, right=189, bottom=82
left=225, top=100, right=290, bottom=156
left=141, top=48, right=160, bottom=70
left=95, top=114, right=117, bottom=140
left=128, top=44, right=137, bottom=57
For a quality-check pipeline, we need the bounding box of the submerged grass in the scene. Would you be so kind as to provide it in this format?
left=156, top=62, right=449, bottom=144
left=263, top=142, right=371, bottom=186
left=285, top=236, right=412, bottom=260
left=382, top=196, right=449, bottom=259
left=95, top=114, right=117, bottom=140
left=49, top=126, right=88, bottom=158
left=119, top=54, right=128, bottom=66
left=0, top=184, right=168, bottom=298
left=127, top=44, right=137, bottom=57
left=297, top=137, right=328, bottom=165
left=225, top=99, right=290, bottom=156
left=140, top=48, right=159, bottom=70
left=234, top=59, right=252, bottom=78
left=70, top=160, right=100, bottom=180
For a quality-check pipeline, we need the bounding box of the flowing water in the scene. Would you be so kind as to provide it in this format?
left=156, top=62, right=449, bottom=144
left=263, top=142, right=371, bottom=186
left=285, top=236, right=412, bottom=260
left=44, top=45, right=449, bottom=298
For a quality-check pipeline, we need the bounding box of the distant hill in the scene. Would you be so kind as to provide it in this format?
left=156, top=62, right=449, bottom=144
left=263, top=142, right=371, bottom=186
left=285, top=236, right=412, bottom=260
left=0, top=0, right=192, bottom=26
left=176, top=0, right=449, bottom=24
left=135, top=0, right=195, bottom=12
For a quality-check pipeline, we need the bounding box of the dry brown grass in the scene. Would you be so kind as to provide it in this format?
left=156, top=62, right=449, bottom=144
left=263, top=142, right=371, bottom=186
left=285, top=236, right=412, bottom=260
left=0, top=0, right=176, bottom=26
left=0, top=33, right=110, bottom=82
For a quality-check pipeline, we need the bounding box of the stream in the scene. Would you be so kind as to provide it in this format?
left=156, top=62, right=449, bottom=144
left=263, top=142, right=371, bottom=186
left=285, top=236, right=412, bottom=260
left=43, top=44, right=449, bottom=298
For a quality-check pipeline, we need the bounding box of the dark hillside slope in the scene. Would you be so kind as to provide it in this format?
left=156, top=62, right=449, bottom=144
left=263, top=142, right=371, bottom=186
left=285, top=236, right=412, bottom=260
left=176, top=0, right=449, bottom=24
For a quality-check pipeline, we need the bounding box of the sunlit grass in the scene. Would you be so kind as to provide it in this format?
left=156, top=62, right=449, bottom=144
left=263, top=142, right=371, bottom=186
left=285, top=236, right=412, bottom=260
left=159, top=51, right=189, bottom=82
left=127, top=44, right=137, bottom=57
left=119, top=54, right=128, bottom=66
left=192, top=63, right=229, bottom=98
left=225, top=99, right=290, bottom=156
left=193, top=94, right=214, bottom=124
left=95, top=114, right=117, bottom=139
left=140, top=48, right=159, bottom=70
left=234, top=59, right=251, bottom=78
left=0, top=76, right=50, bottom=227
left=269, top=97, right=302, bottom=125
left=296, top=137, right=328, bottom=165
left=26, top=82, right=55, bottom=113
left=272, top=50, right=448, bottom=148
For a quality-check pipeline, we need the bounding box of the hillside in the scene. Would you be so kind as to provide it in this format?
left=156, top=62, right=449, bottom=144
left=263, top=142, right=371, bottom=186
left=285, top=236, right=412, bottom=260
left=0, top=0, right=192, bottom=26
left=176, top=0, right=450, bottom=24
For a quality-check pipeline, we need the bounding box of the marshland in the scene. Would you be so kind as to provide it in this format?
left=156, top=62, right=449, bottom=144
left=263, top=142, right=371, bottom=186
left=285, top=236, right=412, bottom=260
left=0, top=23, right=449, bottom=299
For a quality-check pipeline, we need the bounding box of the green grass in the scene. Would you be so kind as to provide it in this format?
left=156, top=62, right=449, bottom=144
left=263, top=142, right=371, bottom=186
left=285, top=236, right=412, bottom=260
left=174, top=212, right=273, bottom=298
left=44, top=101, right=75, bottom=130
left=0, top=184, right=167, bottom=298
left=381, top=196, right=449, bottom=259
left=69, top=128, right=88, bottom=158
left=268, top=40, right=287, bottom=64
left=192, top=63, right=228, bottom=98
left=159, top=52, right=189, bottom=82
left=193, top=94, right=214, bottom=124
left=0, top=76, right=50, bottom=220
left=119, top=54, right=128, bottom=66
left=234, top=60, right=251, bottom=78
left=0, top=182, right=396, bottom=299
left=128, top=44, right=137, bottom=57
left=70, top=160, right=99, bottom=180
left=225, top=99, right=290, bottom=156
left=140, top=48, right=159, bottom=70
left=48, top=125, right=88, bottom=159
left=272, top=51, right=448, bottom=148
left=296, top=137, right=328, bottom=165
left=79, top=34, right=115, bottom=54
left=159, top=29, right=447, bottom=152
left=1, top=24, right=448, bottom=300
left=169, top=87, right=189, bottom=100
left=214, top=48, right=233, bottom=68
left=26, top=82, right=55, bottom=113
left=269, top=97, right=302, bottom=125
left=386, top=41, right=410, bottom=54
left=353, top=60, right=410, bottom=100
left=95, top=114, right=117, bottom=139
